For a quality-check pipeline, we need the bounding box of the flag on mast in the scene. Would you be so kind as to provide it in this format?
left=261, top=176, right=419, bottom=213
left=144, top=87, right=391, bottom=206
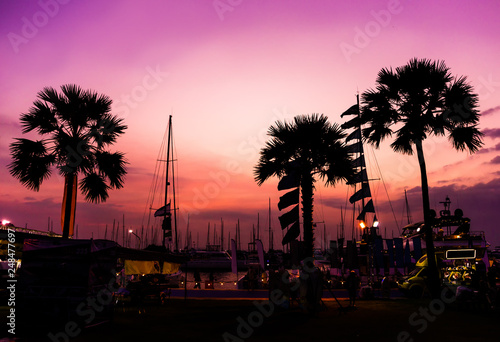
left=340, top=104, right=359, bottom=117
left=154, top=202, right=171, bottom=217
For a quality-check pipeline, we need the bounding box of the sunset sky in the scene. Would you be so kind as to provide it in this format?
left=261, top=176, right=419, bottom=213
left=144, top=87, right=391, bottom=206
left=1, top=0, right=500, bottom=250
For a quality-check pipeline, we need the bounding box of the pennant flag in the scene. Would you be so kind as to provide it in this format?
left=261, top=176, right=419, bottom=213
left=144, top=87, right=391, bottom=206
left=278, top=188, right=299, bottom=210
left=256, top=239, right=265, bottom=269
left=231, top=239, right=238, bottom=274
left=412, top=237, right=422, bottom=261
left=346, top=240, right=359, bottom=269
left=340, top=104, right=359, bottom=117
left=349, top=183, right=371, bottom=204
left=278, top=172, right=300, bottom=190
left=364, top=199, right=376, bottom=212
left=404, top=240, right=412, bottom=266
left=346, top=141, right=363, bottom=154
left=386, top=239, right=394, bottom=268
left=356, top=199, right=375, bottom=220
left=394, top=238, right=404, bottom=268
left=347, top=169, right=368, bottom=185
left=374, top=238, right=384, bottom=270
left=341, top=116, right=360, bottom=129
left=61, top=174, right=78, bottom=237
left=357, top=211, right=366, bottom=222
left=346, top=128, right=361, bottom=142
left=278, top=205, right=299, bottom=229
left=352, top=156, right=366, bottom=168
left=154, top=203, right=171, bottom=217
left=282, top=221, right=300, bottom=245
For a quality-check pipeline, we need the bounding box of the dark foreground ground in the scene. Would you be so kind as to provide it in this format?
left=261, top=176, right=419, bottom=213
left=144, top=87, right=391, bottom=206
left=2, top=296, right=500, bottom=342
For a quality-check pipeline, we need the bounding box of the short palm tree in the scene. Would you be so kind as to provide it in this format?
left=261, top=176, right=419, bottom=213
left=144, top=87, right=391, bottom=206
left=8, top=84, right=128, bottom=238
left=255, top=114, right=354, bottom=258
left=360, top=58, right=483, bottom=297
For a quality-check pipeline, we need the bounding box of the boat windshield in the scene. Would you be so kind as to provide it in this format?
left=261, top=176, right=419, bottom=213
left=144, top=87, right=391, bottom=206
left=407, top=267, right=422, bottom=277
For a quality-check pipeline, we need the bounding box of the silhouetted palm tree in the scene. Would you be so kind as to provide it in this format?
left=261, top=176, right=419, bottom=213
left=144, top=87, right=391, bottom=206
left=9, top=84, right=128, bottom=238
left=360, top=58, right=483, bottom=297
left=255, top=114, right=354, bottom=257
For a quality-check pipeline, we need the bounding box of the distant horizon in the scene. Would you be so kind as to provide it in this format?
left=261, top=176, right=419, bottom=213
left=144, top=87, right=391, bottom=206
left=1, top=0, right=500, bottom=249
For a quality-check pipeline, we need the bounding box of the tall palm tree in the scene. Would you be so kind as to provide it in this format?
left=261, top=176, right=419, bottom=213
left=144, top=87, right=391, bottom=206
left=360, top=58, right=483, bottom=297
left=9, top=84, right=128, bottom=238
left=255, top=114, right=354, bottom=258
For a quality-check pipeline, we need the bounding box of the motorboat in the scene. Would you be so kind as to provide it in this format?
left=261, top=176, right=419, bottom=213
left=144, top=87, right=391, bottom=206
left=184, top=250, right=236, bottom=270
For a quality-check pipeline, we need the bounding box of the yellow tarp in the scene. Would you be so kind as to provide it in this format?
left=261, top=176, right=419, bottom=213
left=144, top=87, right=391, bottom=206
left=162, top=261, right=180, bottom=275
left=124, top=259, right=180, bottom=275
left=124, top=260, right=159, bottom=275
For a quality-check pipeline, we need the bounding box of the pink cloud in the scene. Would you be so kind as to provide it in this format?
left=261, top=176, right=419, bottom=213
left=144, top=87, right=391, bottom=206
left=482, top=128, right=500, bottom=139
left=481, top=105, right=500, bottom=116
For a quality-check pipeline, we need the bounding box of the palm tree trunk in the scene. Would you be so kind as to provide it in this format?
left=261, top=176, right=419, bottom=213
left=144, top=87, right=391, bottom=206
left=62, top=173, right=77, bottom=239
left=301, top=172, right=314, bottom=258
left=415, top=140, right=440, bottom=298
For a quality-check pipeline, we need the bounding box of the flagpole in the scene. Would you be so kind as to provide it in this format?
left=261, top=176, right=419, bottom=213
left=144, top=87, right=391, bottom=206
left=171, top=118, right=178, bottom=251
left=163, top=115, right=172, bottom=249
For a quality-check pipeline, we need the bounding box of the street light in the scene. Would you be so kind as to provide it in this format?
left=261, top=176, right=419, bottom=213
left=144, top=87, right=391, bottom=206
left=128, top=229, right=141, bottom=249
left=373, top=215, right=379, bottom=228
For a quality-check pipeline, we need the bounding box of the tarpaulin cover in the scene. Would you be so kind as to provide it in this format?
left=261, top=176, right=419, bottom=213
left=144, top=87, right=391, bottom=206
left=162, top=261, right=180, bottom=275
left=124, top=260, right=180, bottom=275
left=125, top=260, right=159, bottom=275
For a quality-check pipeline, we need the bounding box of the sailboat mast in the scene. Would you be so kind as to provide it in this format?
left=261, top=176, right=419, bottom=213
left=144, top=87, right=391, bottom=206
left=357, top=93, right=366, bottom=221
left=207, top=222, right=210, bottom=250
left=220, top=218, right=224, bottom=251
left=163, top=115, right=172, bottom=248
left=340, top=206, right=344, bottom=239
left=171, top=119, right=178, bottom=251
left=257, top=213, right=260, bottom=241
left=164, top=115, right=171, bottom=214
left=343, top=93, right=376, bottom=241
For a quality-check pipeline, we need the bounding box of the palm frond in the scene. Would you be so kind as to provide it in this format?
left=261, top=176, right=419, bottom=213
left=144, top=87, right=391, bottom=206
left=84, top=90, right=112, bottom=121
left=37, top=86, right=61, bottom=104
left=79, top=172, right=110, bottom=203
left=448, top=126, right=484, bottom=153
left=443, top=76, right=480, bottom=125
left=95, top=151, right=128, bottom=188
left=20, top=100, right=58, bottom=134
left=8, top=139, right=55, bottom=190
left=390, top=134, right=414, bottom=155
left=90, top=115, right=128, bottom=147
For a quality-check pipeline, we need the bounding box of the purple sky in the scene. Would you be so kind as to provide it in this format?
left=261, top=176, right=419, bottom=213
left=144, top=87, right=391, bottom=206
left=1, top=0, right=500, bottom=249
